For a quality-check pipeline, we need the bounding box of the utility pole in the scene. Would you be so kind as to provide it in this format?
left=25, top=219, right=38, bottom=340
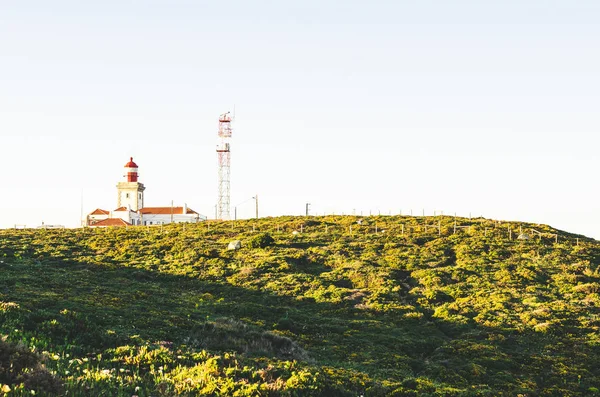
left=255, top=194, right=259, bottom=219
left=234, top=197, right=256, bottom=221
left=305, top=203, right=311, bottom=216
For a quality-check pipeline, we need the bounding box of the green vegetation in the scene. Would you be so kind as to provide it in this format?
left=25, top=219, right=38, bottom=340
left=0, top=215, right=599, bottom=396
left=247, top=232, right=275, bottom=249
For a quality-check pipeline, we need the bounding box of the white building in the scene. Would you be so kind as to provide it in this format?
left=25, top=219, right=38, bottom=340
left=87, top=208, right=110, bottom=225
left=87, top=157, right=206, bottom=227
left=137, top=205, right=202, bottom=225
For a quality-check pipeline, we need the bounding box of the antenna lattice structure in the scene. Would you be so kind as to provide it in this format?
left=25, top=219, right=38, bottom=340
left=216, top=112, right=232, bottom=220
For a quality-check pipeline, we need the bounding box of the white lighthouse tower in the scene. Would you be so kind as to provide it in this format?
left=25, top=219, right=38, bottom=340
left=116, top=157, right=145, bottom=211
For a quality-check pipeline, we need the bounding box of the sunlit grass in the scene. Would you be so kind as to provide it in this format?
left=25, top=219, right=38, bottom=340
left=0, top=215, right=598, bottom=395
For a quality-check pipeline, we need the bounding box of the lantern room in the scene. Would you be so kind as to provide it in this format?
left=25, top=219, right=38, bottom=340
left=124, top=157, right=139, bottom=182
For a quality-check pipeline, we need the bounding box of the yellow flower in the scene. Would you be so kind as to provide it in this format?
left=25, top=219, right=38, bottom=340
left=1, top=384, right=11, bottom=393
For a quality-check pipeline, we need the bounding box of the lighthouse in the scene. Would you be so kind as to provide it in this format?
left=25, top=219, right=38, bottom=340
left=116, top=157, right=145, bottom=211
left=87, top=157, right=206, bottom=227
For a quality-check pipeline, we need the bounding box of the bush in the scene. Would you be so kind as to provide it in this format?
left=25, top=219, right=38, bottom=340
left=247, top=233, right=275, bottom=249
left=0, top=337, right=62, bottom=395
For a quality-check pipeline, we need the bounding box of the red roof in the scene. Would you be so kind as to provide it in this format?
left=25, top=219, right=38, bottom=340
left=113, top=207, right=129, bottom=211
left=139, top=207, right=199, bottom=215
left=90, top=218, right=131, bottom=227
left=89, top=208, right=110, bottom=216
left=125, top=157, right=138, bottom=168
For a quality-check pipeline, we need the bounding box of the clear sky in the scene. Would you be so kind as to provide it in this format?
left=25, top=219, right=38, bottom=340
left=1, top=1, right=599, bottom=238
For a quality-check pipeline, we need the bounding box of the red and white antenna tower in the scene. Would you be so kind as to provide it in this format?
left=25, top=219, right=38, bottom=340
left=216, top=112, right=232, bottom=220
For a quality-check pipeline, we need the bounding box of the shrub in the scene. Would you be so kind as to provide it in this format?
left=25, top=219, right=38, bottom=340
left=247, top=233, right=275, bottom=249
left=0, top=337, right=62, bottom=395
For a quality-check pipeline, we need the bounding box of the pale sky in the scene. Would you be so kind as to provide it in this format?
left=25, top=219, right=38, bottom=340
left=1, top=1, right=599, bottom=238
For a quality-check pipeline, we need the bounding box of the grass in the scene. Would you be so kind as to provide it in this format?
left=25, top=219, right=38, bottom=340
left=0, top=215, right=599, bottom=395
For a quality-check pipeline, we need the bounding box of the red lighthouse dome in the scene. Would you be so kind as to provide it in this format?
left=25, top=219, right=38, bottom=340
left=125, top=157, right=138, bottom=168
left=124, top=157, right=139, bottom=182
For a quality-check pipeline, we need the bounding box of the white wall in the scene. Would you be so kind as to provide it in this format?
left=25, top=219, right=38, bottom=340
left=88, top=213, right=108, bottom=225
left=113, top=210, right=135, bottom=223
left=116, top=182, right=143, bottom=211
left=133, top=213, right=206, bottom=225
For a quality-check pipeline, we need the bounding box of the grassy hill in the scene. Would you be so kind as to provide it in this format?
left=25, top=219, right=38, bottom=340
left=0, top=215, right=599, bottom=396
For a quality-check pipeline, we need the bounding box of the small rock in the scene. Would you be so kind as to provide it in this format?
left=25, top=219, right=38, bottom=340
left=227, top=240, right=242, bottom=250
left=292, top=230, right=300, bottom=235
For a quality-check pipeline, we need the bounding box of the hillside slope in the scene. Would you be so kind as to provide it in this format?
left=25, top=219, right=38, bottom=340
left=0, top=215, right=599, bottom=396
